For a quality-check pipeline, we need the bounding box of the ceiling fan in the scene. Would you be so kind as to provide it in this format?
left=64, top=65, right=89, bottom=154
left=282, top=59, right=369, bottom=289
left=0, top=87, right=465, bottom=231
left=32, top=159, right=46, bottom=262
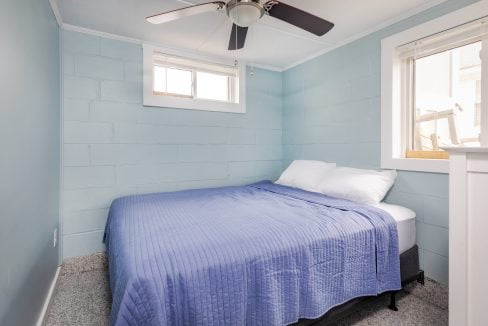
left=146, top=0, right=334, bottom=50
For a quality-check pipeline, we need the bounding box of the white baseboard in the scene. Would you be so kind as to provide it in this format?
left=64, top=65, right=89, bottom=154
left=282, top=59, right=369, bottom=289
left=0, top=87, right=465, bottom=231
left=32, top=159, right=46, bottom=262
left=36, top=266, right=61, bottom=326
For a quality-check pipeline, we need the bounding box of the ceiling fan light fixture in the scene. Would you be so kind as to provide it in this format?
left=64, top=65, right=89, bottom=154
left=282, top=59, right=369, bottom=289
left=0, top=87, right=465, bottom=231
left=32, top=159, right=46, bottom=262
left=226, top=0, right=264, bottom=28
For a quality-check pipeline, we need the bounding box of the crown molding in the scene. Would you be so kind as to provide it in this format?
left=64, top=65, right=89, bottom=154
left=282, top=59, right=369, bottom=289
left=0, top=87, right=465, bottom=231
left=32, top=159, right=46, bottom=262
left=62, top=24, right=142, bottom=45
left=48, top=0, right=63, bottom=26
left=283, top=0, right=448, bottom=71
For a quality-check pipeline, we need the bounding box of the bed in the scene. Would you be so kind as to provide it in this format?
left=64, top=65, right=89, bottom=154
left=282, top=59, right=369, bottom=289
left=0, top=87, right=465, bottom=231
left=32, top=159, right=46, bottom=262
left=104, top=181, right=417, bottom=326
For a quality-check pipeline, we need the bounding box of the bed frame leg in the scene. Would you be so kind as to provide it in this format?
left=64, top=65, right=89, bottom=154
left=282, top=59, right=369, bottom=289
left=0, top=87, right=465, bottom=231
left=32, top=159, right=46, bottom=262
left=417, top=270, right=425, bottom=285
left=388, top=292, right=398, bottom=311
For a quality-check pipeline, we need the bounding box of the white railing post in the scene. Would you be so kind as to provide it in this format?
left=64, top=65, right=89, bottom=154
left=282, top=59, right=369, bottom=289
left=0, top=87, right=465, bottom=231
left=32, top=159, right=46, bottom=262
left=480, top=37, right=488, bottom=146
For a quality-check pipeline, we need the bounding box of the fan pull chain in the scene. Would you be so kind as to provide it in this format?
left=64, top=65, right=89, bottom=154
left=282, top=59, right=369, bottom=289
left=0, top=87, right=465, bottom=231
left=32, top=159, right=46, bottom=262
left=235, top=5, right=239, bottom=66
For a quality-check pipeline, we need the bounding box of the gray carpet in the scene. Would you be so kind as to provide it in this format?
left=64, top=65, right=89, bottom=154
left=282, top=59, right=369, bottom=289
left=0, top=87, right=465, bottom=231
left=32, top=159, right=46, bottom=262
left=46, top=253, right=448, bottom=326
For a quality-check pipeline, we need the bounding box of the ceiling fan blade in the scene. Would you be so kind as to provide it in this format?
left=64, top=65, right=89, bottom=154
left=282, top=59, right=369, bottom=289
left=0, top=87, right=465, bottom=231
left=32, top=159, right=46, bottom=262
left=146, top=1, right=225, bottom=25
left=228, top=24, right=248, bottom=50
left=265, top=1, right=334, bottom=36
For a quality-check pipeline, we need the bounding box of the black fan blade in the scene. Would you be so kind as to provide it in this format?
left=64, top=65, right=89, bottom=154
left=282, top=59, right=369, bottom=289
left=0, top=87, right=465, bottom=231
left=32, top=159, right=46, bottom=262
left=147, top=1, right=225, bottom=24
left=228, top=24, right=248, bottom=50
left=265, top=1, right=334, bottom=36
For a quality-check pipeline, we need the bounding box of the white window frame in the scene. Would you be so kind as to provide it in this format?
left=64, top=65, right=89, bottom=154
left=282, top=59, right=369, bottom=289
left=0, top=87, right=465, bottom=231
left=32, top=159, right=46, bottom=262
left=381, top=0, right=488, bottom=173
left=143, top=44, right=246, bottom=114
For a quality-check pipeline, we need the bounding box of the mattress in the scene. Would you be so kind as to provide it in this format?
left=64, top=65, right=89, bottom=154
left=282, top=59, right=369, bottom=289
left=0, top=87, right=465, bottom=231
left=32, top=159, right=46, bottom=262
left=375, top=203, right=416, bottom=254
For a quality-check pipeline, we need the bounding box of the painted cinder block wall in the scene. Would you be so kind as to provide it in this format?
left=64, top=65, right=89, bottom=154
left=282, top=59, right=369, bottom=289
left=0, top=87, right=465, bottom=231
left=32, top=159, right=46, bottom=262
left=61, top=30, right=283, bottom=258
left=282, top=0, right=480, bottom=285
left=0, top=0, right=60, bottom=324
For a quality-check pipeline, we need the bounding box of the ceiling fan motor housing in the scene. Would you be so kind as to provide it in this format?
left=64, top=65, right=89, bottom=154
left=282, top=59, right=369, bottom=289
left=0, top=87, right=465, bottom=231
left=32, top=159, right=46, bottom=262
left=226, top=0, right=265, bottom=27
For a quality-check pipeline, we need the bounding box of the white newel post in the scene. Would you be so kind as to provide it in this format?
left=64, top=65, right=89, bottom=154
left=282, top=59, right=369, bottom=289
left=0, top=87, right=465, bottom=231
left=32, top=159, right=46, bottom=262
left=447, top=147, right=488, bottom=326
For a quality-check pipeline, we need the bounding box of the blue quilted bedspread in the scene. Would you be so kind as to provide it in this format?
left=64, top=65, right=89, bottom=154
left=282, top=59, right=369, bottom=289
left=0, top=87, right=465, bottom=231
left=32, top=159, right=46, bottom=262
left=104, top=181, right=400, bottom=325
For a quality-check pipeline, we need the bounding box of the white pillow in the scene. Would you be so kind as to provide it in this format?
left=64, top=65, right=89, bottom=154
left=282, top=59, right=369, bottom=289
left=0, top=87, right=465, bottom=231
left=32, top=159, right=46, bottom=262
left=276, top=160, right=336, bottom=192
left=316, top=167, right=397, bottom=204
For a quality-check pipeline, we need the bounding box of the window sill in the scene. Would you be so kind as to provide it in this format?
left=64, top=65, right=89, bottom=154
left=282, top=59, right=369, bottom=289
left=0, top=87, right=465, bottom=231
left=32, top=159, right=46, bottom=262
left=143, top=95, right=246, bottom=114
left=406, top=150, right=450, bottom=160
left=381, top=157, right=449, bottom=174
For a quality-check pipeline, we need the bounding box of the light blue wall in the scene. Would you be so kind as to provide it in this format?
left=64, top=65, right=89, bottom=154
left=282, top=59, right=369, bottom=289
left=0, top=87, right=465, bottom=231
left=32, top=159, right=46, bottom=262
left=282, top=0, right=480, bottom=285
left=60, top=1, right=478, bottom=284
left=0, top=0, right=60, bottom=325
left=61, top=30, right=283, bottom=258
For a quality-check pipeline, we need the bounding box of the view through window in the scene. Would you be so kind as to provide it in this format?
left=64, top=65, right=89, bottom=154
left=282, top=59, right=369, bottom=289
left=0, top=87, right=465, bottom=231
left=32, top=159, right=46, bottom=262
left=152, top=53, right=238, bottom=103
left=409, top=41, right=482, bottom=158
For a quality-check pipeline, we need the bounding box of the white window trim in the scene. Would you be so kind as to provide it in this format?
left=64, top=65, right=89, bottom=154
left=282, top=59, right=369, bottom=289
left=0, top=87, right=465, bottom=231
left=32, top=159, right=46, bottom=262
left=143, top=44, right=246, bottom=114
left=381, top=0, right=488, bottom=174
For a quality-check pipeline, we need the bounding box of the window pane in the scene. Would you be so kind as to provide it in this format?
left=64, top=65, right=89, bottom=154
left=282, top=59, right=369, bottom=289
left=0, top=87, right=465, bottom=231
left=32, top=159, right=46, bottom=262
left=413, top=41, right=482, bottom=151
left=196, top=72, right=229, bottom=102
left=166, top=68, right=192, bottom=96
left=154, top=66, right=166, bottom=93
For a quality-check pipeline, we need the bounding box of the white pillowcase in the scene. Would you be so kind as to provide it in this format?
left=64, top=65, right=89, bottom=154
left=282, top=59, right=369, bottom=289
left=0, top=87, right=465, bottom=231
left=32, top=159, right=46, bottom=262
left=276, top=160, right=336, bottom=192
left=316, top=167, right=397, bottom=204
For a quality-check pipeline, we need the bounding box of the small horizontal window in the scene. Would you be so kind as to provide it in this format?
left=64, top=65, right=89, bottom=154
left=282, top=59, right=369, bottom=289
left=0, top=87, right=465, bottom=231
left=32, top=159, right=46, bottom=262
left=143, top=45, right=246, bottom=113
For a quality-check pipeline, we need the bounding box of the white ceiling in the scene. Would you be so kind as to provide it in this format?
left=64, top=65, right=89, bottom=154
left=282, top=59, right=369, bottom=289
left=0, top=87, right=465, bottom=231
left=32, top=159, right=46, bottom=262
left=53, top=0, right=446, bottom=70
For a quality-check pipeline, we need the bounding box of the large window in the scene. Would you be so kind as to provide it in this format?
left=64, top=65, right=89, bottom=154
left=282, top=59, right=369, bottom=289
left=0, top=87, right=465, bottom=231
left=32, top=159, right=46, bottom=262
left=143, top=45, right=246, bottom=113
left=381, top=2, right=488, bottom=173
